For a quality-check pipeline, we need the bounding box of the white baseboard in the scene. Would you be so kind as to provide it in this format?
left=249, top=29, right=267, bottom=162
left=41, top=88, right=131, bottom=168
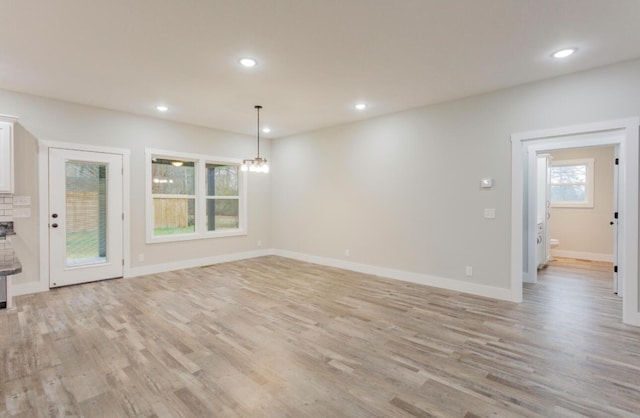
left=12, top=280, right=48, bottom=297
left=551, top=250, right=613, bottom=262
left=273, top=249, right=515, bottom=302
left=522, top=271, right=536, bottom=284
left=11, top=248, right=516, bottom=305
left=9, top=249, right=274, bottom=299
left=127, top=249, right=274, bottom=278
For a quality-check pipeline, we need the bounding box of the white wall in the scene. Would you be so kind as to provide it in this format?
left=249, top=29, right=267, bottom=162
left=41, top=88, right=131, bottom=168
left=271, top=58, right=640, bottom=295
left=548, top=146, right=614, bottom=261
left=0, top=90, right=271, bottom=287
left=4, top=58, right=640, bottom=299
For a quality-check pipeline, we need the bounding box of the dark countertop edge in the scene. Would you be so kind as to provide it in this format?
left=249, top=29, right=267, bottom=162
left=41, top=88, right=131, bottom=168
left=0, top=265, right=22, bottom=276
left=0, top=238, right=22, bottom=276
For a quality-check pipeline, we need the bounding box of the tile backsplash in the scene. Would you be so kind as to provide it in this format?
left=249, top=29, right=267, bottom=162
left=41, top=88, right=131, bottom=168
left=0, top=195, right=12, bottom=222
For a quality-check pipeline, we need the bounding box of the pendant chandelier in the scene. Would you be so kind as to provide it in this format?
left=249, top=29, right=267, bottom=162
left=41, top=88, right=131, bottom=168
left=240, top=105, right=269, bottom=173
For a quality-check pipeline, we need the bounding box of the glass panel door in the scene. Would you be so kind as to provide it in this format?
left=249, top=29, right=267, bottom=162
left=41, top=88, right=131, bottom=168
left=65, top=161, right=108, bottom=267
left=49, top=148, right=123, bottom=288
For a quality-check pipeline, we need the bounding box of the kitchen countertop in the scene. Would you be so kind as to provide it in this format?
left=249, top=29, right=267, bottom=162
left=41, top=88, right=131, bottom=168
left=0, top=239, right=22, bottom=276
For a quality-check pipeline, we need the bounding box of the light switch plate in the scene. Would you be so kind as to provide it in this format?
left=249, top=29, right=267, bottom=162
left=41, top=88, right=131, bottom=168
left=484, top=208, right=496, bottom=219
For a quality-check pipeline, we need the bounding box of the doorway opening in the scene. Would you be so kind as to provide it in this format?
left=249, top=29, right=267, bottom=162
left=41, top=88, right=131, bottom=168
left=37, top=140, right=131, bottom=293
left=510, top=118, right=639, bottom=326
left=532, top=145, right=618, bottom=295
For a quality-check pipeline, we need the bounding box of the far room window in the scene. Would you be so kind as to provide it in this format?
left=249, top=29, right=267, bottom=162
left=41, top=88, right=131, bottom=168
left=146, top=149, right=247, bottom=243
left=549, top=158, right=594, bottom=208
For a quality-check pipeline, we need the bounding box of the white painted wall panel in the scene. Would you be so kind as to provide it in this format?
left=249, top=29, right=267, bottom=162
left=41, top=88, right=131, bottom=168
left=271, top=59, right=640, bottom=292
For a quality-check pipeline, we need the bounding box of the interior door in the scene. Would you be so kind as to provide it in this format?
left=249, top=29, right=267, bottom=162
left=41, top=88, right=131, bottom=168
left=49, top=148, right=123, bottom=288
left=613, top=146, right=621, bottom=296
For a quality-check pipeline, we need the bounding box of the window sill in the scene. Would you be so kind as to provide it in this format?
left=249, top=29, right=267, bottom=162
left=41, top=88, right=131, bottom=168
left=147, top=229, right=247, bottom=244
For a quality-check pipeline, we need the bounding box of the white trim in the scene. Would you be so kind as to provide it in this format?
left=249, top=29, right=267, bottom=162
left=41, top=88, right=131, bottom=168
left=36, top=140, right=131, bottom=294
left=11, top=279, right=47, bottom=297
left=20, top=246, right=514, bottom=304
left=18, top=246, right=515, bottom=302
left=149, top=229, right=248, bottom=243
left=0, top=120, right=15, bottom=193
left=145, top=148, right=247, bottom=244
left=37, top=141, right=48, bottom=293
left=273, top=249, right=514, bottom=302
left=511, top=117, right=640, bottom=326
left=0, top=114, right=19, bottom=123
left=5, top=274, right=13, bottom=309
left=127, top=249, right=272, bottom=277
left=551, top=250, right=614, bottom=263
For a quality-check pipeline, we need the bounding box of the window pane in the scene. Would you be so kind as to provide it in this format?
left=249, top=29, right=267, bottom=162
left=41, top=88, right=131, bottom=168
left=550, top=184, right=586, bottom=202
left=153, top=198, right=195, bottom=235
left=206, top=164, right=239, bottom=196
left=65, top=161, right=107, bottom=267
left=550, top=164, right=586, bottom=185
left=152, top=158, right=195, bottom=195
left=206, top=199, right=239, bottom=231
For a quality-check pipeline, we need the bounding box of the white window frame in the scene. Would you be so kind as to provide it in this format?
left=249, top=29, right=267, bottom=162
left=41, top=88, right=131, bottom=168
left=549, top=158, right=594, bottom=208
left=145, top=148, right=247, bottom=243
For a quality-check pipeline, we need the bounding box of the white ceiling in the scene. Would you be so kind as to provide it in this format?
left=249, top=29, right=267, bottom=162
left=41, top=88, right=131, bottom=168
left=2, top=0, right=640, bottom=138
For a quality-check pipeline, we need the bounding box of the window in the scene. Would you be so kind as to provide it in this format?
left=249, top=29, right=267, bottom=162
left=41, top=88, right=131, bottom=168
left=549, top=158, right=594, bottom=208
left=151, top=158, right=196, bottom=236
left=146, top=149, right=246, bottom=242
left=206, top=164, right=240, bottom=231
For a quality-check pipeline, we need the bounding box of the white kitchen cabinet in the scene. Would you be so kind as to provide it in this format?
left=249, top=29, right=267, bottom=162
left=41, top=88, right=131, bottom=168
left=0, top=116, right=16, bottom=194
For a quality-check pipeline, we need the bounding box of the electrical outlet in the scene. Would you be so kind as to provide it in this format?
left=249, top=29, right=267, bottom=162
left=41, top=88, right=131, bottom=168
left=345, top=249, right=350, bottom=257
left=138, top=253, right=144, bottom=262
left=466, top=266, right=473, bottom=276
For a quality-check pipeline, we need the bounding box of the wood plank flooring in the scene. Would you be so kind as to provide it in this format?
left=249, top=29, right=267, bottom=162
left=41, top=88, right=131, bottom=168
left=2, top=256, right=639, bottom=417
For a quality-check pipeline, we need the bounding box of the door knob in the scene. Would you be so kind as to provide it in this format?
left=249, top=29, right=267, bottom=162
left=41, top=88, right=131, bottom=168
left=610, top=221, right=614, bottom=225
left=52, top=213, right=58, bottom=218
left=51, top=223, right=58, bottom=228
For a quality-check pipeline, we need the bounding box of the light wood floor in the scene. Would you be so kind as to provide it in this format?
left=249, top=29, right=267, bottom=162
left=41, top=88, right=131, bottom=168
left=2, top=256, right=639, bottom=417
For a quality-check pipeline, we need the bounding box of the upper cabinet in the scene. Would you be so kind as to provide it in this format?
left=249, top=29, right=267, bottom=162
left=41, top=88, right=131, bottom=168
left=0, top=116, right=17, bottom=194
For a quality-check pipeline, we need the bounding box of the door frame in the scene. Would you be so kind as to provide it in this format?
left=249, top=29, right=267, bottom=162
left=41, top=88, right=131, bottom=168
left=36, top=140, right=130, bottom=293
left=511, top=118, right=639, bottom=326
left=613, top=145, right=620, bottom=295
left=48, top=148, right=124, bottom=287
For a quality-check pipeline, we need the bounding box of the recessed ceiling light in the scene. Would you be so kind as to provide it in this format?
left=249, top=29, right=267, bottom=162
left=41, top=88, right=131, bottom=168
left=262, top=127, right=271, bottom=133
left=239, top=58, right=257, bottom=67
left=552, top=48, right=577, bottom=59
left=355, top=103, right=367, bottom=110
left=156, top=105, right=169, bottom=112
